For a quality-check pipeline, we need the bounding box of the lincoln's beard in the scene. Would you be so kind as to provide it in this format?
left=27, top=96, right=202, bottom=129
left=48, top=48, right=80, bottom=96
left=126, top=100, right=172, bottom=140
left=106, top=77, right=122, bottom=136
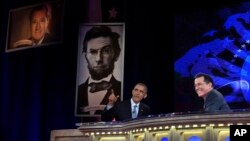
left=88, top=64, right=115, bottom=80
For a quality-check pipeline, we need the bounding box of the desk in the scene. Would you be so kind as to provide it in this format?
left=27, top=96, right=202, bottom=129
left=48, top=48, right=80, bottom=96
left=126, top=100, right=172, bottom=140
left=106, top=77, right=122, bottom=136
left=51, top=111, right=250, bottom=141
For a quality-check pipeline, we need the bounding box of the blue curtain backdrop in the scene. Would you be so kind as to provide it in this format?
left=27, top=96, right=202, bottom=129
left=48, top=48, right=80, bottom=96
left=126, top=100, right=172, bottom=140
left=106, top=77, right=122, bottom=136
left=1, top=0, right=171, bottom=141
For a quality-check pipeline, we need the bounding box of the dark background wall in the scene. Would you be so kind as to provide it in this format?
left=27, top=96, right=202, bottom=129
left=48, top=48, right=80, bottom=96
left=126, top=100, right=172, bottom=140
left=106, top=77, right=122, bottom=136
left=0, top=0, right=244, bottom=141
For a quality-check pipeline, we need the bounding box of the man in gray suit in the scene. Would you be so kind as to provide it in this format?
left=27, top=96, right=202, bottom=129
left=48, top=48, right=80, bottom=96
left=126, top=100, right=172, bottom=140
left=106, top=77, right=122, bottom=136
left=194, top=73, right=231, bottom=112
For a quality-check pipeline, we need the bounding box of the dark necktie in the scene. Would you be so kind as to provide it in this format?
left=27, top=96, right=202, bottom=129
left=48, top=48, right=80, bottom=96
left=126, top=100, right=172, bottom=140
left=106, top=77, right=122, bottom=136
left=88, top=81, right=112, bottom=93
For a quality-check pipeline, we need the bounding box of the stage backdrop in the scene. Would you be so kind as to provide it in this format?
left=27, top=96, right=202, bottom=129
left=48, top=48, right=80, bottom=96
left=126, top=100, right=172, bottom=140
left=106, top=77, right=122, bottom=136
left=174, top=1, right=250, bottom=112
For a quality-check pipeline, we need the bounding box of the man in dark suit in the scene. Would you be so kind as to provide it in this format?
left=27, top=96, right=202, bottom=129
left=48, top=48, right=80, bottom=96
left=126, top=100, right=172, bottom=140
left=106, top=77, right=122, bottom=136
left=29, top=4, right=54, bottom=46
left=77, top=76, right=121, bottom=115
left=76, top=26, right=122, bottom=116
left=13, top=4, right=54, bottom=48
left=194, top=73, right=231, bottom=112
left=101, top=83, right=150, bottom=121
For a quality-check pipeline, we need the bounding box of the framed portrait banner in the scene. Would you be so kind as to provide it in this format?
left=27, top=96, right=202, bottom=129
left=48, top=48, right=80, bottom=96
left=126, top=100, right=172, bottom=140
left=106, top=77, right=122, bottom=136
left=5, top=0, right=64, bottom=52
left=75, top=23, right=125, bottom=117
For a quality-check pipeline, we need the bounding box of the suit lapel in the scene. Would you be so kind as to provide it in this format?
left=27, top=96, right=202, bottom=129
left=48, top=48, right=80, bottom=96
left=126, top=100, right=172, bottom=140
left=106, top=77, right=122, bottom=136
left=100, top=76, right=120, bottom=105
left=137, top=104, right=142, bottom=117
left=125, top=101, right=132, bottom=118
left=138, top=103, right=147, bottom=117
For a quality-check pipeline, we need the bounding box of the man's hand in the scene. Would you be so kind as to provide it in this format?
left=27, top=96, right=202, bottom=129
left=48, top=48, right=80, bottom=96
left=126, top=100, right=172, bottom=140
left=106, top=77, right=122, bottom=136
left=108, top=89, right=119, bottom=106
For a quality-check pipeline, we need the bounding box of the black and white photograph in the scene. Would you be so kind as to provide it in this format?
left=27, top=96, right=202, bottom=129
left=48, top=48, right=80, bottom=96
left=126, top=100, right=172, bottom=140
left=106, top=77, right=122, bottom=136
left=75, top=23, right=125, bottom=117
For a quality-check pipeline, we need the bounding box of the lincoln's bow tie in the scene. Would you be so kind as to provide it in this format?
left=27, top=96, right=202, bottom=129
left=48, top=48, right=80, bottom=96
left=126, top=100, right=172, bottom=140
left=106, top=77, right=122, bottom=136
left=88, top=81, right=112, bottom=93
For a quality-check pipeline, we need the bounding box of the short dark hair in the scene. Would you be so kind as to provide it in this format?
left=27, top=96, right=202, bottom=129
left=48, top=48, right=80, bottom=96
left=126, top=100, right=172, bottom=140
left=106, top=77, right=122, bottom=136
left=135, top=83, right=148, bottom=93
left=82, top=25, right=121, bottom=59
left=194, top=73, right=214, bottom=87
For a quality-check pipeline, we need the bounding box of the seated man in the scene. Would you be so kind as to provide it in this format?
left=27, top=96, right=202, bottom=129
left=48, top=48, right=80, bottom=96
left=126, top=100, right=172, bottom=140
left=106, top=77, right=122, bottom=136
left=101, top=83, right=150, bottom=121
left=194, top=73, right=232, bottom=112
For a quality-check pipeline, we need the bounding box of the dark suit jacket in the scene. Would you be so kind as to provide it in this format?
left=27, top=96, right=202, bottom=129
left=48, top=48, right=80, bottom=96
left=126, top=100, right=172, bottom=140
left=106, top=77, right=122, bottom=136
left=204, top=89, right=231, bottom=112
left=76, top=75, right=121, bottom=115
left=41, top=33, right=55, bottom=44
left=14, top=33, right=55, bottom=48
left=29, top=33, right=55, bottom=45
left=101, top=100, right=150, bottom=122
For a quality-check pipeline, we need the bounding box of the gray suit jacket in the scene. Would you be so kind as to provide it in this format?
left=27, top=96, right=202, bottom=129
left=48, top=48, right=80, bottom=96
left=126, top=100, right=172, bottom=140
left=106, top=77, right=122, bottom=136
left=204, top=89, right=231, bottom=112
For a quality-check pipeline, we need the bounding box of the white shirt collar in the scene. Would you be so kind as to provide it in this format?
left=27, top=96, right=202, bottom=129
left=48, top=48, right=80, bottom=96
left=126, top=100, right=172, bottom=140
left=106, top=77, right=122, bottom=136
left=131, top=98, right=140, bottom=107
left=32, top=36, right=45, bottom=46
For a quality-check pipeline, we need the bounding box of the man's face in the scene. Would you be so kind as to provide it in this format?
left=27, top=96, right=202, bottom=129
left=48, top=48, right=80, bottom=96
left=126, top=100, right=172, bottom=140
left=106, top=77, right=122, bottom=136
left=85, top=37, right=116, bottom=80
left=132, top=84, right=147, bottom=103
left=194, top=76, right=212, bottom=98
left=30, top=10, right=48, bottom=43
